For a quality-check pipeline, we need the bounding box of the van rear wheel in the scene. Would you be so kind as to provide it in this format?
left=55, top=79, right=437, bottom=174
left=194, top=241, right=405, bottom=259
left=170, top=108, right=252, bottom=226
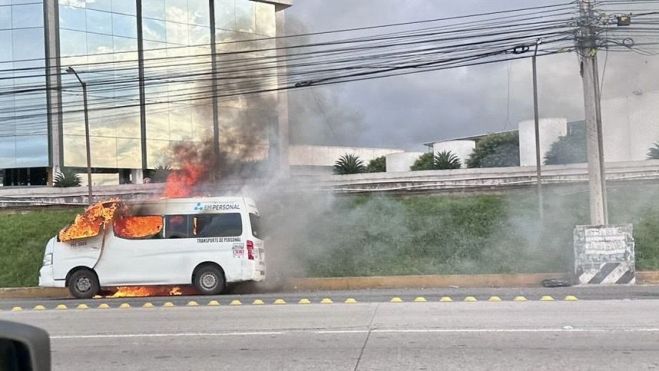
left=193, top=265, right=225, bottom=295
left=68, top=269, right=100, bottom=299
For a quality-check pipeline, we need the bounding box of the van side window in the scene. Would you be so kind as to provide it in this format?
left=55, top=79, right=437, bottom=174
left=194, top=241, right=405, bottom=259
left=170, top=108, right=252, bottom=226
left=194, top=214, right=242, bottom=238
left=114, top=215, right=163, bottom=239
left=164, top=215, right=191, bottom=239
left=249, top=213, right=262, bottom=239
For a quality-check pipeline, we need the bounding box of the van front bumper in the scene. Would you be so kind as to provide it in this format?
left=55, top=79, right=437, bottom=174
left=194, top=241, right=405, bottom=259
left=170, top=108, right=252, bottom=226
left=39, top=265, right=64, bottom=288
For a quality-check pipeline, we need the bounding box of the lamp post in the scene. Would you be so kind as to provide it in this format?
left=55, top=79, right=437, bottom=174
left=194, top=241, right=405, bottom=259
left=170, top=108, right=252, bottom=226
left=66, top=66, right=93, bottom=205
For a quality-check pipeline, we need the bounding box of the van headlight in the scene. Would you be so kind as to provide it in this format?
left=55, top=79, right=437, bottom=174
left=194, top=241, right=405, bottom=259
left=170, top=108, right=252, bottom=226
left=42, top=253, right=52, bottom=266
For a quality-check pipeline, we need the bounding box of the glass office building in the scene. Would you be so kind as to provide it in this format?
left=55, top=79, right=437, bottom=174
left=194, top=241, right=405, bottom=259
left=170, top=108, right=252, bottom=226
left=0, top=0, right=290, bottom=185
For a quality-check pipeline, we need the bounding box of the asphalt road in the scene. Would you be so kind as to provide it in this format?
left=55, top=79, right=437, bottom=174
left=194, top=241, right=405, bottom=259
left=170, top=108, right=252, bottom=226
left=2, top=298, right=659, bottom=370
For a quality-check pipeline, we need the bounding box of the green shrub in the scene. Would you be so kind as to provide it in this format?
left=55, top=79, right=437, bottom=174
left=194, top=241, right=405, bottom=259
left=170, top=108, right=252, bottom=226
left=466, top=132, right=519, bottom=168
left=334, top=154, right=365, bottom=175
left=53, top=168, right=81, bottom=187
left=410, top=152, right=435, bottom=171
left=434, top=150, right=461, bottom=169
left=366, top=156, right=386, bottom=173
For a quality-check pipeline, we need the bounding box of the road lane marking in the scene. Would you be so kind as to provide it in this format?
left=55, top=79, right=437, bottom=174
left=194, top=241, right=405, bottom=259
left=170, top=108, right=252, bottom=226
left=439, top=296, right=453, bottom=302
left=51, top=331, right=285, bottom=339
left=49, top=327, right=659, bottom=340
left=345, top=298, right=358, bottom=304
left=298, top=298, right=311, bottom=304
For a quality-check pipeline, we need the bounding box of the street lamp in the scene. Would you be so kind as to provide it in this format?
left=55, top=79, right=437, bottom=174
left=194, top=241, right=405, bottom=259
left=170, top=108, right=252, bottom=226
left=66, top=66, right=93, bottom=205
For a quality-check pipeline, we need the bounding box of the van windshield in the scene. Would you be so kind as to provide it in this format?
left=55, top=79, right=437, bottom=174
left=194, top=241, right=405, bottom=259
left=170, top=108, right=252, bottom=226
left=249, top=213, right=262, bottom=239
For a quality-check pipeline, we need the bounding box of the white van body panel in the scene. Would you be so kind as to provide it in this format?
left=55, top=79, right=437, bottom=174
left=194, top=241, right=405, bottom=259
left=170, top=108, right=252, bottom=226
left=39, top=197, right=264, bottom=288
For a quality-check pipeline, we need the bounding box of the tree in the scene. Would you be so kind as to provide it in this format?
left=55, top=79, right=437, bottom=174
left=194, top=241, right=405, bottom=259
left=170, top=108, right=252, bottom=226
left=648, top=142, right=659, bottom=160
left=334, top=154, right=365, bottom=175
left=544, top=129, right=587, bottom=165
left=410, top=152, right=435, bottom=171
left=53, top=168, right=81, bottom=187
left=366, top=156, right=386, bottom=173
left=466, top=132, right=520, bottom=168
left=434, top=150, right=461, bottom=170
left=145, top=165, right=171, bottom=183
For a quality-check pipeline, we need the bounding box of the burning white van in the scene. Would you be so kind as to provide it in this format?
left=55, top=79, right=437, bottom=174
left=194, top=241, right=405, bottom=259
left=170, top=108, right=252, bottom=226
left=38, top=197, right=265, bottom=299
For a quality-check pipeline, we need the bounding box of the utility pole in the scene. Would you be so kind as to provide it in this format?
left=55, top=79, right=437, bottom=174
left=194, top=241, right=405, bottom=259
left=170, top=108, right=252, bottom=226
left=578, top=0, right=608, bottom=225
left=66, top=67, right=94, bottom=205
left=532, top=39, right=543, bottom=221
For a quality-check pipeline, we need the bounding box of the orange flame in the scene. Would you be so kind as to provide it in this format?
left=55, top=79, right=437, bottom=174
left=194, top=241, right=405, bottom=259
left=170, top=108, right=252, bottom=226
left=163, top=164, right=205, bottom=198
left=59, top=201, right=121, bottom=242
left=110, top=286, right=187, bottom=298
left=114, top=215, right=163, bottom=239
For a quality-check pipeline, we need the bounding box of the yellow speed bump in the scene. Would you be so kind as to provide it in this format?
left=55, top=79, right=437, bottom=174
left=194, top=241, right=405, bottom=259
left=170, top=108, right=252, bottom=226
left=298, top=298, right=311, bottom=304
left=488, top=296, right=502, bottom=302
left=162, top=302, right=175, bottom=308
left=320, top=298, right=333, bottom=304
left=439, top=296, right=453, bottom=302
left=119, top=303, right=131, bottom=309
left=56, top=304, right=68, bottom=310
left=390, top=297, right=403, bottom=303
left=208, top=300, right=220, bottom=306
left=98, top=303, right=110, bottom=309
left=230, top=300, right=242, bottom=306
left=344, top=298, right=358, bottom=304
left=76, top=304, right=89, bottom=310
left=273, top=299, right=286, bottom=305
left=540, top=296, right=555, bottom=301
left=142, top=303, right=154, bottom=308
left=464, top=296, right=478, bottom=302
left=252, top=299, right=264, bottom=305
left=11, top=307, right=22, bottom=312
left=564, top=295, right=578, bottom=301
left=413, top=297, right=427, bottom=302
left=186, top=301, right=199, bottom=307
left=33, top=305, right=46, bottom=311
left=513, top=296, right=528, bottom=302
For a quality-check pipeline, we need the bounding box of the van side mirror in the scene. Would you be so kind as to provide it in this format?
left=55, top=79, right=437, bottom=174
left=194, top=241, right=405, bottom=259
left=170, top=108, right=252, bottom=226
left=0, top=320, right=51, bottom=371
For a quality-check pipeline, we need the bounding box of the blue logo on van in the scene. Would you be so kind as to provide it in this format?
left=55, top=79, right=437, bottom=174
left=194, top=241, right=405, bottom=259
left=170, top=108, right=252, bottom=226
left=193, top=202, right=240, bottom=211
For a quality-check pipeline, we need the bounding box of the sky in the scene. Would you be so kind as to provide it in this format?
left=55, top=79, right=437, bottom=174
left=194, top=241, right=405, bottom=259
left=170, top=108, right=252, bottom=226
left=286, top=0, right=659, bottom=151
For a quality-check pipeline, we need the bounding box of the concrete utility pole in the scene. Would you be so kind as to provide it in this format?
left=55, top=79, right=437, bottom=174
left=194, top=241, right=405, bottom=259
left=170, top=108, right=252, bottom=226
left=532, top=39, right=543, bottom=221
left=578, top=0, right=608, bottom=225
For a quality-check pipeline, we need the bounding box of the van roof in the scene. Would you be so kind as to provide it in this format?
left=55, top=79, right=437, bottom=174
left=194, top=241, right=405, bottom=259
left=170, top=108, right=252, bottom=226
left=126, top=196, right=253, bottom=205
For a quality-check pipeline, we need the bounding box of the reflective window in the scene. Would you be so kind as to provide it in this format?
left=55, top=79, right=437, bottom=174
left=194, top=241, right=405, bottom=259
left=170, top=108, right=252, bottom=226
left=15, top=135, right=48, bottom=167
left=111, top=0, right=135, bottom=15
left=214, top=0, right=235, bottom=30
left=235, top=0, right=254, bottom=33
left=0, top=30, right=12, bottom=61
left=142, top=0, right=165, bottom=20
left=86, top=9, right=112, bottom=35
left=143, top=18, right=166, bottom=42
left=12, top=28, right=44, bottom=59
left=59, top=29, right=87, bottom=56
left=188, top=0, right=209, bottom=26
left=254, top=1, right=275, bottom=37
left=86, top=0, right=112, bottom=12
left=59, top=5, right=86, bottom=31
left=112, top=13, right=137, bottom=38
left=0, top=6, right=12, bottom=30
left=11, top=4, right=43, bottom=28
left=194, top=214, right=243, bottom=238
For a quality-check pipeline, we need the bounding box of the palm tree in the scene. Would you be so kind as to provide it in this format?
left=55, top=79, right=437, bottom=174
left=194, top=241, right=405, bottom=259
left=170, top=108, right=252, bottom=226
left=648, top=142, right=659, bottom=160
left=334, top=154, right=365, bottom=175
left=434, top=150, right=461, bottom=169
left=53, top=168, right=81, bottom=187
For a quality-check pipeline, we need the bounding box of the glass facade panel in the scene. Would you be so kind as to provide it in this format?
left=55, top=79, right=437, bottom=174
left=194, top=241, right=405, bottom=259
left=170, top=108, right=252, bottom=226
left=86, top=9, right=112, bottom=35
left=59, top=0, right=139, bottom=169
left=2, top=0, right=282, bottom=174
left=0, top=0, right=48, bottom=170
left=144, top=0, right=214, bottom=168
left=0, top=6, right=12, bottom=29
left=59, top=4, right=86, bottom=31
left=254, top=1, right=275, bottom=37
left=235, top=0, right=254, bottom=33
left=11, top=4, right=43, bottom=28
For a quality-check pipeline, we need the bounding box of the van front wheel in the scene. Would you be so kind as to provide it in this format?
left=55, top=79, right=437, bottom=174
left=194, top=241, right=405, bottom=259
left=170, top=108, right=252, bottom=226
left=193, top=265, right=225, bottom=295
left=68, top=269, right=100, bottom=299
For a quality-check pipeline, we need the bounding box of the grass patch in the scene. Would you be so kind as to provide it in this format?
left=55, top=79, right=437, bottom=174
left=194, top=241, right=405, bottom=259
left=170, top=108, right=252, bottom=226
left=0, top=209, right=81, bottom=287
